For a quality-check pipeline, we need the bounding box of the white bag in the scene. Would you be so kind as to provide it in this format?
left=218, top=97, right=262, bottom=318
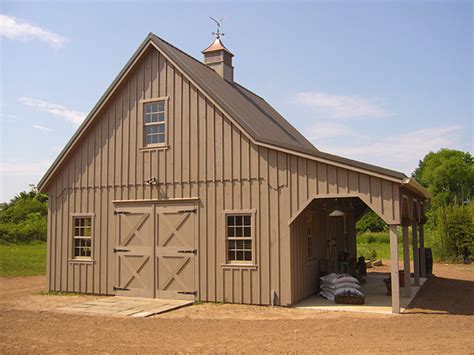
left=319, top=291, right=335, bottom=301
left=334, top=274, right=359, bottom=285
left=335, top=282, right=361, bottom=290
left=320, top=273, right=337, bottom=283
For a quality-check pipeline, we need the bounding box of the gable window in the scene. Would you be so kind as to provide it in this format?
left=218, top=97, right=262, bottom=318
left=73, top=216, right=93, bottom=259
left=144, top=100, right=166, bottom=146
left=226, top=214, right=253, bottom=263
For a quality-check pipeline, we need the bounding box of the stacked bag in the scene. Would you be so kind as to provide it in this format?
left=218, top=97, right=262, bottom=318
left=318, top=273, right=364, bottom=302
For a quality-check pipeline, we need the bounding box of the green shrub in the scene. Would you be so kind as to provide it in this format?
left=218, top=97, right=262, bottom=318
left=356, top=211, right=388, bottom=233
left=0, top=190, right=48, bottom=244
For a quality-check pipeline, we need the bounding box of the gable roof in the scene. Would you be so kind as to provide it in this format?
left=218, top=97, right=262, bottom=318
left=149, top=34, right=319, bottom=157
left=37, top=33, right=429, bottom=198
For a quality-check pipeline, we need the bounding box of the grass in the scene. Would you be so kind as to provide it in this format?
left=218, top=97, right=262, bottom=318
left=356, top=229, right=437, bottom=261
left=36, top=290, right=83, bottom=296
left=0, top=242, right=47, bottom=277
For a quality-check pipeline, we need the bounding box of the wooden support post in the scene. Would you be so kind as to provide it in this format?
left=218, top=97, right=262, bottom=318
left=389, top=224, right=400, bottom=314
left=402, top=225, right=411, bottom=297
left=419, top=224, right=426, bottom=278
left=412, top=222, right=420, bottom=286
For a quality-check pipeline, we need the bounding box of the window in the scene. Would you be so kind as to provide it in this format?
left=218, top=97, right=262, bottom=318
left=144, top=100, right=166, bottom=145
left=226, top=214, right=252, bottom=263
left=73, top=216, right=92, bottom=259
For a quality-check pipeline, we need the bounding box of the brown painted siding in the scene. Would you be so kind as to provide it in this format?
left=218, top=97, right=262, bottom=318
left=46, top=45, right=403, bottom=306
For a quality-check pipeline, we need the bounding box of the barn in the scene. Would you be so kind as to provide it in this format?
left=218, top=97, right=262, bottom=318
left=38, top=32, right=430, bottom=313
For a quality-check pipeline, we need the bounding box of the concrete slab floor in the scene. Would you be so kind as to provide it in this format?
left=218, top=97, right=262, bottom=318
left=295, top=273, right=427, bottom=315
left=58, top=296, right=193, bottom=318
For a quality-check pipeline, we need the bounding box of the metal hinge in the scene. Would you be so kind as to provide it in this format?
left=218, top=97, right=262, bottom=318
left=177, top=208, right=197, bottom=214
left=177, top=249, right=197, bottom=254
left=113, top=248, right=130, bottom=253
left=113, top=286, right=130, bottom=291
left=177, top=291, right=197, bottom=295
left=114, top=211, right=130, bottom=215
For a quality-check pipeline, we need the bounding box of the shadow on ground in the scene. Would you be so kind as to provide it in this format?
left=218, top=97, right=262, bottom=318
left=406, top=275, right=474, bottom=315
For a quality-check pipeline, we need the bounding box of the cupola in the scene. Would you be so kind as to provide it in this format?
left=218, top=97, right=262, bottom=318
left=202, top=23, right=234, bottom=82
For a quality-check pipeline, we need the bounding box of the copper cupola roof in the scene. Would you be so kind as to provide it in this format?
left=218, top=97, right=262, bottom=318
left=202, top=37, right=234, bottom=56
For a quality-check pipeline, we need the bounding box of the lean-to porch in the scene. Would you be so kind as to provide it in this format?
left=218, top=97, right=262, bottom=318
left=289, top=193, right=429, bottom=314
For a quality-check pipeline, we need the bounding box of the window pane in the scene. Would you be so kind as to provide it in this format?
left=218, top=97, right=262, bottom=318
left=244, top=240, right=252, bottom=250
left=152, top=135, right=158, bottom=144
left=158, top=112, right=165, bottom=122
left=83, top=218, right=91, bottom=227
left=244, top=215, right=251, bottom=226
left=151, top=114, right=158, bottom=123
left=244, top=251, right=252, bottom=261
left=227, top=227, right=234, bottom=238
left=235, top=227, right=242, bottom=237
left=235, top=215, right=242, bottom=226
left=83, top=227, right=91, bottom=237
left=145, top=104, right=152, bottom=113
left=151, top=103, right=158, bottom=112
left=227, top=215, right=234, bottom=226
left=236, top=251, right=244, bottom=260
left=146, top=135, right=152, bottom=144
left=243, top=227, right=251, bottom=237
left=158, top=124, right=165, bottom=133
left=157, top=101, right=165, bottom=112
left=228, top=250, right=235, bottom=261
left=158, top=134, right=165, bottom=143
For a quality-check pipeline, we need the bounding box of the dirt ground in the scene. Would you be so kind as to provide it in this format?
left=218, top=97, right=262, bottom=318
left=1, top=263, right=473, bottom=354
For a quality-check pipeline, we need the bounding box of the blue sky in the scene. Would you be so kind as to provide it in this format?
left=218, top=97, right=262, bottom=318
left=1, top=1, right=472, bottom=202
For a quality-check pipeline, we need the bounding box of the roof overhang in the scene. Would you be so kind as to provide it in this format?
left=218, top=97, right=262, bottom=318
left=401, top=177, right=432, bottom=200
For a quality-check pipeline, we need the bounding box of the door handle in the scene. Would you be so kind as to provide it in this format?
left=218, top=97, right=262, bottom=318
left=177, top=249, right=196, bottom=254
left=113, top=248, right=130, bottom=253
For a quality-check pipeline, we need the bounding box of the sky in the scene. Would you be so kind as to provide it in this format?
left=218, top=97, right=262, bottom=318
left=0, top=1, right=472, bottom=202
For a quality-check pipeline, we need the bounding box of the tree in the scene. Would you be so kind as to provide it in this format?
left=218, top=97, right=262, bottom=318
left=412, top=149, right=474, bottom=206
left=356, top=211, right=387, bottom=233
left=0, top=190, right=48, bottom=244
left=413, top=149, right=474, bottom=261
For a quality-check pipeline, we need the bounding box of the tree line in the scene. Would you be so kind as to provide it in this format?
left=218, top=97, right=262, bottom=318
left=357, top=148, right=473, bottom=262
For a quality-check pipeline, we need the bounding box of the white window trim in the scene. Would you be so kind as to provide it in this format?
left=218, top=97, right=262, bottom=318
left=70, top=213, right=95, bottom=261
left=223, top=209, right=257, bottom=266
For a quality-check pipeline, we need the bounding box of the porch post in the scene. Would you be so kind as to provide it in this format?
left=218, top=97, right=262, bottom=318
left=419, top=223, right=426, bottom=278
left=402, top=225, right=411, bottom=297
left=412, top=221, right=420, bottom=286
left=389, top=224, right=400, bottom=314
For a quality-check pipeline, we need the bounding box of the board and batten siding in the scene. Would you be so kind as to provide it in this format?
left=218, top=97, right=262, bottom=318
left=45, top=45, right=403, bottom=306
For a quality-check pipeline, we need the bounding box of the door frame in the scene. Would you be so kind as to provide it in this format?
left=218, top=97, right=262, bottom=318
left=113, top=198, right=199, bottom=300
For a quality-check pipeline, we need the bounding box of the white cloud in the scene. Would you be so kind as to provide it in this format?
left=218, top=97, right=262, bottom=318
left=318, top=125, right=463, bottom=174
left=0, top=14, right=66, bottom=48
left=0, top=159, right=52, bottom=176
left=33, top=124, right=52, bottom=132
left=18, top=97, right=86, bottom=126
left=295, top=91, right=387, bottom=119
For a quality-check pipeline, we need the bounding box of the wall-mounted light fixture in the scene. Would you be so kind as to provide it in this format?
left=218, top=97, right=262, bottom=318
left=144, top=177, right=158, bottom=185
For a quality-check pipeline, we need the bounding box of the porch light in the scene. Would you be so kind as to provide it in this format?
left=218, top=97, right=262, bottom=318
left=329, top=199, right=345, bottom=217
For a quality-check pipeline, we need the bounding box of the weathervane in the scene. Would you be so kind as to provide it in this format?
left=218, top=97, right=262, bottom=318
left=209, top=17, right=224, bottom=38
